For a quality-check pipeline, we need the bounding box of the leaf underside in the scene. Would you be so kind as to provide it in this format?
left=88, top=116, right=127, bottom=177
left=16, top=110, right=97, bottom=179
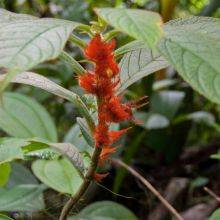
left=159, top=16, right=220, bottom=104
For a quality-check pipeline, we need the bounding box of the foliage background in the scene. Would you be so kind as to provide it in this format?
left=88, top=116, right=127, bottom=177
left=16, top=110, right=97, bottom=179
left=0, top=0, right=220, bottom=220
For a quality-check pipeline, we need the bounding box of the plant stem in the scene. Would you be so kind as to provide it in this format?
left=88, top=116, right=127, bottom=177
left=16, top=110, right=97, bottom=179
left=204, top=187, right=220, bottom=203
left=69, top=34, right=87, bottom=49
left=112, top=158, right=184, bottom=220
left=59, top=147, right=102, bottom=220
left=60, top=51, right=85, bottom=76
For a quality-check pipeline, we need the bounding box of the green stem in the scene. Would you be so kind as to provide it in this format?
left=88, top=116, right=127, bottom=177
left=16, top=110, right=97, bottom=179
left=69, top=34, right=87, bottom=49
left=60, top=51, right=85, bottom=76
left=59, top=147, right=101, bottom=220
left=103, top=30, right=120, bottom=41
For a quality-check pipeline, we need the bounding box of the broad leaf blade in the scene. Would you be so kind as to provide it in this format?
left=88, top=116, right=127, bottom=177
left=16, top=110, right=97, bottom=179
left=114, top=40, right=147, bottom=58
left=72, top=201, right=138, bottom=220
left=135, top=112, right=170, bottom=130
left=32, top=158, right=83, bottom=195
left=7, top=162, right=38, bottom=188
left=209, top=209, right=220, bottom=220
left=0, top=72, right=94, bottom=130
left=117, top=48, right=169, bottom=93
left=159, top=17, right=220, bottom=104
left=0, top=8, right=36, bottom=21
left=0, top=184, right=46, bottom=211
left=0, top=137, right=27, bottom=164
left=76, top=117, right=94, bottom=147
left=64, top=124, right=93, bottom=154
left=0, top=214, right=14, bottom=220
left=0, top=92, right=57, bottom=141
left=0, top=9, right=78, bottom=93
left=95, top=8, right=163, bottom=50
left=51, top=143, right=85, bottom=173
left=0, top=163, right=11, bottom=187
left=150, top=91, right=185, bottom=120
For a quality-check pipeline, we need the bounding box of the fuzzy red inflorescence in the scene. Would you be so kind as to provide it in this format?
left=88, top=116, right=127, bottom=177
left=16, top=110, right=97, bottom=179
left=78, top=34, right=141, bottom=182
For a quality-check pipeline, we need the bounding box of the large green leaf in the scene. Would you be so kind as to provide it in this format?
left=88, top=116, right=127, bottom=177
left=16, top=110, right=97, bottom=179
left=135, top=112, right=170, bottom=130
left=0, top=92, right=57, bottom=141
left=95, top=8, right=163, bottom=50
left=0, top=9, right=78, bottom=93
left=114, top=40, right=147, bottom=58
left=0, top=138, right=27, bottom=164
left=0, top=163, right=11, bottom=187
left=32, top=158, right=83, bottom=195
left=117, top=47, right=169, bottom=93
left=0, top=136, right=85, bottom=175
left=0, top=184, right=46, bottom=211
left=7, top=162, right=38, bottom=188
left=150, top=91, right=185, bottom=120
left=64, top=123, right=93, bottom=154
left=72, top=201, right=138, bottom=220
left=0, top=72, right=94, bottom=132
left=76, top=117, right=94, bottom=148
left=0, top=214, right=14, bottom=220
left=50, top=143, right=85, bottom=173
left=209, top=209, right=220, bottom=220
left=159, top=16, right=220, bottom=104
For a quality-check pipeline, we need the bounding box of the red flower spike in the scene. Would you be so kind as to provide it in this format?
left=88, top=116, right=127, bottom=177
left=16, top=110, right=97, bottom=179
left=94, top=124, right=110, bottom=147
left=85, top=34, right=119, bottom=78
left=77, top=34, right=147, bottom=180
left=106, top=96, right=133, bottom=123
left=99, top=146, right=116, bottom=166
left=78, top=72, right=97, bottom=94
left=93, top=172, right=109, bottom=182
left=96, top=77, right=116, bottom=97
left=85, top=34, right=115, bottom=63
left=108, top=128, right=131, bottom=144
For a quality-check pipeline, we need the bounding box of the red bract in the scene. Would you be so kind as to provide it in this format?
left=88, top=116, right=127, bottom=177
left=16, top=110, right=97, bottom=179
left=93, top=172, right=109, bottom=182
left=78, top=34, right=140, bottom=178
left=99, top=146, right=116, bottom=166
left=94, top=124, right=110, bottom=147
left=78, top=72, right=97, bottom=94
left=85, top=34, right=115, bottom=63
left=108, top=128, right=131, bottom=143
left=85, top=34, right=119, bottom=77
left=106, top=96, right=133, bottom=123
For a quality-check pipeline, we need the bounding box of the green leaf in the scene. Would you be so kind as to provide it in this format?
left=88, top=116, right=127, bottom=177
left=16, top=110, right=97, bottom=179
left=0, top=214, right=14, bottom=220
left=7, top=163, right=38, bottom=188
left=0, top=163, right=11, bottom=187
left=0, top=8, right=78, bottom=93
left=0, top=137, right=27, bottom=164
left=187, top=111, right=215, bottom=125
left=50, top=143, right=85, bottom=173
left=114, top=40, right=147, bottom=58
left=135, top=112, right=170, bottom=130
left=209, top=208, right=220, bottom=220
left=153, top=79, right=177, bottom=91
left=0, top=8, right=36, bottom=21
left=0, top=92, right=57, bottom=141
left=159, top=16, right=220, bottom=104
left=190, top=177, right=209, bottom=188
left=0, top=72, right=94, bottom=132
left=211, top=152, right=220, bottom=160
left=0, top=136, right=84, bottom=174
left=64, top=124, right=93, bottom=154
left=95, top=8, right=163, bottom=50
left=76, top=117, right=94, bottom=148
left=32, top=158, right=83, bottom=195
left=0, top=184, right=46, bottom=211
left=117, top=48, right=169, bottom=93
left=60, top=51, right=85, bottom=75
left=72, top=201, right=138, bottom=220
left=150, top=91, right=185, bottom=120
